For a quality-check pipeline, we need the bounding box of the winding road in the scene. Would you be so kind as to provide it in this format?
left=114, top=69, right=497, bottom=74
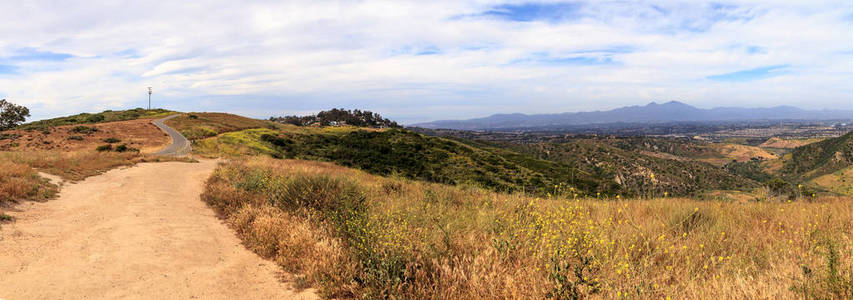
left=153, top=114, right=191, bottom=156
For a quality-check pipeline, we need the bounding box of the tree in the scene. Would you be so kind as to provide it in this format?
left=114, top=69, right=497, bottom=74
left=0, top=99, right=30, bottom=130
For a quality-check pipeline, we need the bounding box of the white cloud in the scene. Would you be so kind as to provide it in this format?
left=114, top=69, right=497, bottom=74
left=0, top=0, right=850, bottom=123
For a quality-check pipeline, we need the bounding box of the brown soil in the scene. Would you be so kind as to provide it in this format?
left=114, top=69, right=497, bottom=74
left=0, top=160, right=317, bottom=299
left=0, top=119, right=170, bottom=153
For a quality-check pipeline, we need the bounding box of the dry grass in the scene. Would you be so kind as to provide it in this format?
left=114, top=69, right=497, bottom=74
left=0, top=119, right=170, bottom=154
left=761, top=137, right=825, bottom=149
left=0, top=160, right=56, bottom=204
left=0, top=150, right=145, bottom=181
left=203, top=156, right=853, bottom=299
left=810, top=166, right=853, bottom=196
left=700, top=143, right=778, bottom=166
left=164, top=112, right=277, bottom=140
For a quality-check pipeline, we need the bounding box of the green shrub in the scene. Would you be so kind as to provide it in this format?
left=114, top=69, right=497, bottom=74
left=86, top=114, right=105, bottom=123
left=67, top=135, right=84, bottom=141
left=102, top=137, right=121, bottom=143
left=96, top=144, right=113, bottom=152
left=114, top=144, right=139, bottom=153
left=0, top=133, right=21, bottom=140
left=71, top=125, right=98, bottom=134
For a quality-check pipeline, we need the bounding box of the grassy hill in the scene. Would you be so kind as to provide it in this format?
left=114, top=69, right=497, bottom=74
left=164, top=112, right=277, bottom=140
left=16, top=108, right=173, bottom=130
left=193, top=125, right=607, bottom=196
left=782, top=131, right=853, bottom=179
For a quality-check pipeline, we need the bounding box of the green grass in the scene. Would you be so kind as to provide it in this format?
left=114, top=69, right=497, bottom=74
left=16, top=108, right=174, bottom=130
left=164, top=112, right=277, bottom=140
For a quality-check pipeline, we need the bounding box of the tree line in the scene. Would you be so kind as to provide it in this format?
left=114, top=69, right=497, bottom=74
left=270, top=108, right=401, bottom=128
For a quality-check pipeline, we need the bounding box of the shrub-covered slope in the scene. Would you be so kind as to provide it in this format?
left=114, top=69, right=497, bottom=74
left=196, top=126, right=608, bottom=196
left=782, top=131, right=853, bottom=179
left=510, top=140, right=759, bottom=196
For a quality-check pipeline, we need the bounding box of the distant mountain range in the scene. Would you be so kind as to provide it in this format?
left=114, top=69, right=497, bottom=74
left=411, top=101, right=853, bottom=130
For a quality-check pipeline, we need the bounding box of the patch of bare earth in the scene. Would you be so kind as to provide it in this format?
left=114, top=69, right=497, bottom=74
left=759, top=137, right=824, bottom=149
left=0, top=160, right=317, bottom=299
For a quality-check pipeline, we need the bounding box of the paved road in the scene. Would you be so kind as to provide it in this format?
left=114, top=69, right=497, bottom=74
left=0, top=161, right=317, bottom=299
left=153, top=114, right=191, bottom=156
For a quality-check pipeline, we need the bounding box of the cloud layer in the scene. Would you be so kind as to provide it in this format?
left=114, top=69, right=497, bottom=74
left=0, top=1, right=851, bottom=123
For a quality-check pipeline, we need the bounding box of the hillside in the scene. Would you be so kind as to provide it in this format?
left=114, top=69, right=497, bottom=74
left=15, top=108, right=173, bottom=130
left=193, top=125, right=607, bottom=196
left=509, top=140, right=759, bottom=196
left=163, top=112, right=276, bottom=140
left=782, top=130, right=853, bottom=179
left=601, top=136, right=776, bottom=166
left=203, top=156, right=853, bottom=299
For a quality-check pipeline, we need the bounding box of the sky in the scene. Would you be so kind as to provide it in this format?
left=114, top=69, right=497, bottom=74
left=0, top=1, right=852, bottom=124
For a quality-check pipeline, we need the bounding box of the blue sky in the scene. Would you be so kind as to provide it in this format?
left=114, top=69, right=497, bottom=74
left=0, top=1, right=852, bottom=124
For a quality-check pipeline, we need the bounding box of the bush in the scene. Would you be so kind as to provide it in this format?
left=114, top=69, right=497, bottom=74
left=0, top=133, right=21, bottom=140
left=71, top=125, right=98, bottom=134
left=96, top=144, right=113, bottom=152
left=114, top=144, right=139, bottom=153
left=67, top=135, right=84, bottom=141
left=86, top=114, right=105, bottom=123
left=102, top=137, right=121, bottom=143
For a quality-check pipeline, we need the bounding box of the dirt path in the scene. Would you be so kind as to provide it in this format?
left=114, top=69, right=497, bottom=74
left=0, top=160, right=317, bottom=299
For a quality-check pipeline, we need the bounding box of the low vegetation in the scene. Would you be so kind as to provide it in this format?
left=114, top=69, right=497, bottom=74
left=0, top=159, right=57, bottom=205
left=203, top=156, right=853, bottom=299
left=194, top=126, right=606, bottom=196
left=783, top=131, right=853, bottom=180
left=164, top=112, right=275, bottom=140
left=511, top=140, right=759, bottom=196
left=15, top=108, right=173, bottom=131
left=0, top=150, right=142, bottom=181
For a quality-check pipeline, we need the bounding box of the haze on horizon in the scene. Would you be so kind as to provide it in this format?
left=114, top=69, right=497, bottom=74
left=0, top=1, right=851, bottom=124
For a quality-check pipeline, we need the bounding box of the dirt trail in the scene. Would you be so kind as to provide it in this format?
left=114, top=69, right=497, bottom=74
left=0, top=160, right=317, bottom=299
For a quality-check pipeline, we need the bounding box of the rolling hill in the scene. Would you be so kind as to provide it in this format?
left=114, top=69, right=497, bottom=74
left=782, top=130, right=853, bottom=179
